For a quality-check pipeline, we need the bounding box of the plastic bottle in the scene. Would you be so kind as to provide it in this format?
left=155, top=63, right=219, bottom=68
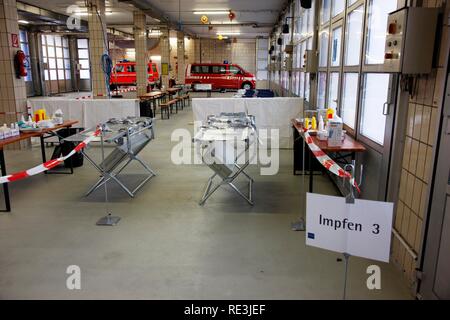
left=311, top=116, right=317, bottom=130
left=304, top=117, right=310, bottom=130
left=318, top=115, right=324, bottom=132
left=326, top=107, right=335, bottom=120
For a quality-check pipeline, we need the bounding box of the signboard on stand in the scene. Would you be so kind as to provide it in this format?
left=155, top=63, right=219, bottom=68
left=306, top=193, right=393, bottom=263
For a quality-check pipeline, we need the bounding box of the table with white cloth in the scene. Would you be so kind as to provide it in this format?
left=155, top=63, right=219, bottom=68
left=192, top=98, right=303, bottom=149
left=27, top=98, right=140, bottom=129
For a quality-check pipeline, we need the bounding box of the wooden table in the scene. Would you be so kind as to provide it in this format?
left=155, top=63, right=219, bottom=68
left=292, top=119, right=366, bottom=193
left=0, top=120, right=78, bottom=212
left=167, top=87, right=181, bottom=94
left=139, top=91, right=167, bottom=116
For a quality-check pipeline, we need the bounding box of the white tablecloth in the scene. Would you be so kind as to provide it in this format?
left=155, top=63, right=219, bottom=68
left=192, top=98, right=303, bottom=148
left=27, top=98, right=140, bottom=129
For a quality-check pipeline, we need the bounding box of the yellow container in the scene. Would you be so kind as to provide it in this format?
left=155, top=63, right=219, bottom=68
left=326, top=108, right=335, bottom=120
left=311, top=116, right=317, bottom=130
left=34, top=109, right=46, bottom=122
left=304, top=118, right=310, bottom=130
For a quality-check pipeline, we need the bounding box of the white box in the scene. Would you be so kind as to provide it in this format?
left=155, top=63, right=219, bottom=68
left=327, top=118, right=343, bottom=147
left=3, top=130, right=12, bottom=139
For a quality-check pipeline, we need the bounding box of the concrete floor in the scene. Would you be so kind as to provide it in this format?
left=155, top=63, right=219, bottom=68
left=0, top=92, right=412, bottom=299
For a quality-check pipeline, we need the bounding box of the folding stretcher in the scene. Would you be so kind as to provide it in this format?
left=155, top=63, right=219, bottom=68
left=193, top=112, right=257, bottom=206
left=65, top=117, right=156, bottom=198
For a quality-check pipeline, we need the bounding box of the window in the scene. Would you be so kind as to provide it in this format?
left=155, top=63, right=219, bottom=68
left=345, top=6, right=364, bottom=66
left=229, top=66, right=242, bottom=74
left=328, top=72, right=340, bottom=110
left=42, top=34, right=71, bottom=84
left=341, top=73, right=359, bottom=129
left=320, top=0, right=330, bottom=25
left=331, top=26, right=342, bottom=67
left=360, top=73, right=390, bottom=145
left=319, top=30, right=329, bottom=67
left=192, top=65, right=210, bottom=74
left=116, top=65, right=125, bottom=73
left=307, top=1, right=315, bottom=35
left=305, top=73, right=310, bottom=102
left=212, top=66, right=226, bottom=74
left=365, top=0, right=397, bottom=65
left=19, top=30, right=32, bottom=82
left=292, top=72, right=299, bottom=96
left=299, top=72, right=305, bottom=98
left=256, top=38, right=269, bottom=80
left=332, top=0, right=345, bottom=17
left=77, top=38, right=90, bottom=80
left=127, top=65, right=136, bottom=73
left=317, top=72, right=327, bottom=109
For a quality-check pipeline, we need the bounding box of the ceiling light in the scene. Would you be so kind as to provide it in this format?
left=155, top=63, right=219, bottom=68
left=216, top=32, right=240, bottom=36
left=74, top=11, right=113, bottom=16
left=193, top=11, right=230, bottom=15
left=18, top=20, right=29, bottom=24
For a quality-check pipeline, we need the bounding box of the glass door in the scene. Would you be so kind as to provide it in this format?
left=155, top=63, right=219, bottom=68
left=341, top=2, right=365, bottom=135
left=356, top=0, right=400, bottom=200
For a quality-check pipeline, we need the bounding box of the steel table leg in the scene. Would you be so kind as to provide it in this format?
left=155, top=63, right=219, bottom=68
left=309, top=148, right=313, bottom=193
left=0, top=149, right=11, bottom=212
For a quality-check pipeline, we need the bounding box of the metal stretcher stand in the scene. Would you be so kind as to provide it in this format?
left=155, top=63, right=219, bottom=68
left=194, top=112, right=257, bottom=206
left=65, top=117, right=156, bottom=198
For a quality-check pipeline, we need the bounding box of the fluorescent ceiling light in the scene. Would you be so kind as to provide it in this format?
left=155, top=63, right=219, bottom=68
left=18, top=20, right=29, bottom=24
left=193, top=10, right=230, bottom=15
left=150, top=55, right=161, bottom=61
left=74, top=11, right=113, bottom=16
left=216, top=32, right=240, bottom=35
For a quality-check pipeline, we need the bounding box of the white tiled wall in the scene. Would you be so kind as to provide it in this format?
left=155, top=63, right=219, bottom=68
left=392, top=0, right=450, bottom=288
left=0, top=0, right=28, bottom=149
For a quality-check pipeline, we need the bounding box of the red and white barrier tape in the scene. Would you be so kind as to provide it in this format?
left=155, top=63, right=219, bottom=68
left=112, top=87, right=136, bottom=95
left=304, top=130, right=361, bottom=193
left=0, top=128, right=102, bottom=184
left=75, top=87, right=136, bottom=100
left=76, top=95, right=92, bottom=100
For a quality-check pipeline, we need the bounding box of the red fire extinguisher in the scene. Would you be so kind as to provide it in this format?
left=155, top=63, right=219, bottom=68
left=14, top=50, right=28, bottom=79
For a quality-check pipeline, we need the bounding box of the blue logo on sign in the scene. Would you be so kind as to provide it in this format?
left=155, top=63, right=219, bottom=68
left=308, top=233, right=315, bottom=239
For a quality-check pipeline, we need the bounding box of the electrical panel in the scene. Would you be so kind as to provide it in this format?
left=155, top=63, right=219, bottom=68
left=284, top=45, right=294, bottom=54
left=384, top=7, right=438, bottom=74
left=303, top=50, right=318, bottom=73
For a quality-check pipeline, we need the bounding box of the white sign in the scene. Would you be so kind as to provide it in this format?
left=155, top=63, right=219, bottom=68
left=194, top=83, right=212, bottom=91
left=306, top=193, right=393, bottom=263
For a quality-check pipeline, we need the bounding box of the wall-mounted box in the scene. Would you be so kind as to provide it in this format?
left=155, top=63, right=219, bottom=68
left=304, top=49, right=318, bottom=73
left=383, top=7, right=438, bottom=74
left=284, top=45, right=294, bottom=54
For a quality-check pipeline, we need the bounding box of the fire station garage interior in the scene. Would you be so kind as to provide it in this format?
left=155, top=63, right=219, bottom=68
left=0, top=0, right=449, bottom=301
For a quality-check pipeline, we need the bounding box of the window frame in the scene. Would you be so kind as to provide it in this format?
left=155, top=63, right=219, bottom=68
left=77, top=38, right=91, bottom=80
